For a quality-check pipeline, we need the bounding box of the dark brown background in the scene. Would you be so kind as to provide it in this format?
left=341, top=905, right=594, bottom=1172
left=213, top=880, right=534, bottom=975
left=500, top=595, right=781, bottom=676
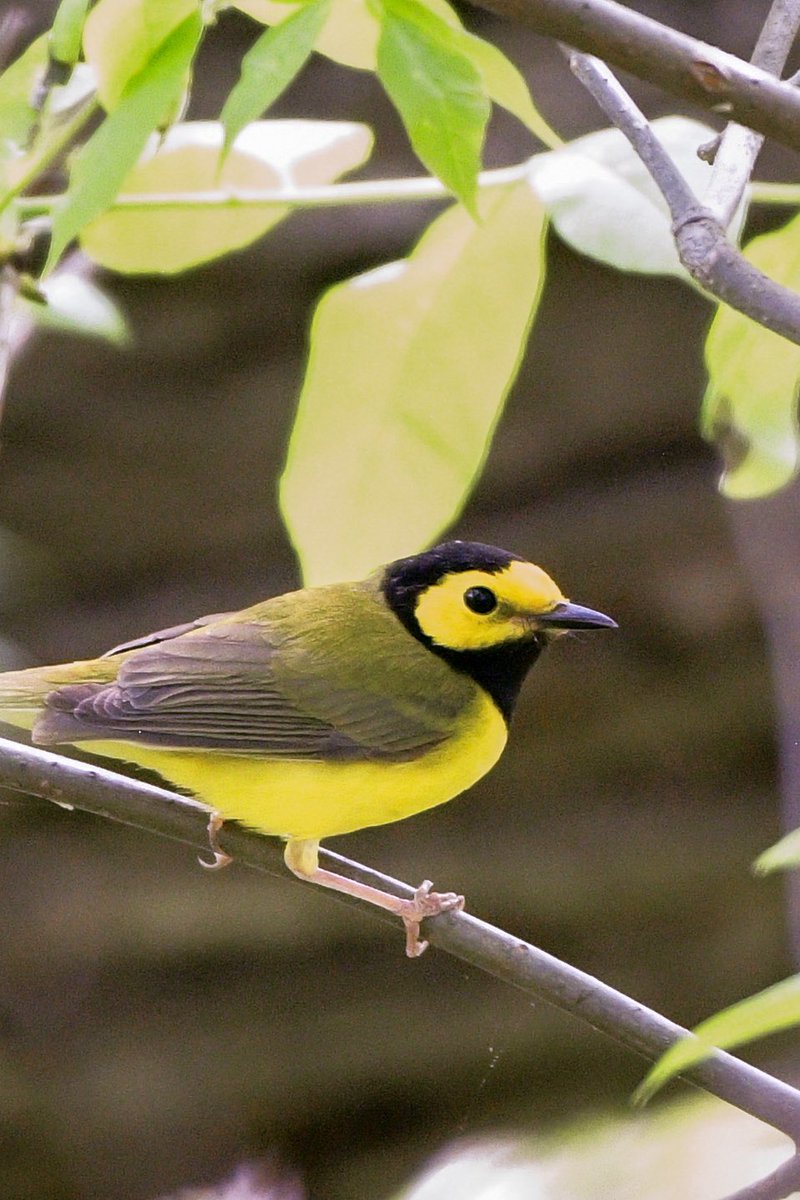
left=0, top=2, right=798, bottom=1197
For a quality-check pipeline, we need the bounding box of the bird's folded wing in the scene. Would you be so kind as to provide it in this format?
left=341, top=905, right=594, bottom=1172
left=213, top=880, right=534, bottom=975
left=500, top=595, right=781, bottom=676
left=100, top=612, right=234, bottom=657
left=33, top=622, right=449, bottom=761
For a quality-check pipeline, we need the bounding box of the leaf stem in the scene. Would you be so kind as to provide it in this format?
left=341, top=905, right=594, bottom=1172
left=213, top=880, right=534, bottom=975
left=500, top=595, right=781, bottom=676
left=749, top=181, right=800, bottom=206
left=15, top=161, right=531, bottom=219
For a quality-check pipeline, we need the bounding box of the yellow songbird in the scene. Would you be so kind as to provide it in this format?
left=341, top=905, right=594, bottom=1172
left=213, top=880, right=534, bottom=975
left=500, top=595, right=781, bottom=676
left=0, top=541, right=615, bottom=954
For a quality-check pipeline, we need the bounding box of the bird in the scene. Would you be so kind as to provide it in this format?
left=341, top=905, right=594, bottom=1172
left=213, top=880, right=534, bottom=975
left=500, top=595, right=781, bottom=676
left=0, top=540, right=615, bottom=955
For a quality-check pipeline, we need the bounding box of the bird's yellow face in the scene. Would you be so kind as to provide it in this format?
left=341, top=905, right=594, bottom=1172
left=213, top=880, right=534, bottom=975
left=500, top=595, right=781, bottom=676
left=414, top=560, right=567, bottom=652
left=381, top=541, right=615, bottom=676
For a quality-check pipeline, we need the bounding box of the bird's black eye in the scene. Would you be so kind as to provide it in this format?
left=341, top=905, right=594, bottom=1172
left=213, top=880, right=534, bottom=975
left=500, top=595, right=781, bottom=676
left=464, top=585, right=497, bottom=614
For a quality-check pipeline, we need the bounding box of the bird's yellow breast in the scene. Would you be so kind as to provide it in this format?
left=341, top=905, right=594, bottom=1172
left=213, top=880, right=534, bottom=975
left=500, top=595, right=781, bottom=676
left=80, top=688, right=507, bottom=841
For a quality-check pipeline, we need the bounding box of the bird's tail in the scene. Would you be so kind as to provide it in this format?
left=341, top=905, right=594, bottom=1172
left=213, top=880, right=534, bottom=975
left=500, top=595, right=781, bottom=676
left=0, top=659, right=112, bottom=731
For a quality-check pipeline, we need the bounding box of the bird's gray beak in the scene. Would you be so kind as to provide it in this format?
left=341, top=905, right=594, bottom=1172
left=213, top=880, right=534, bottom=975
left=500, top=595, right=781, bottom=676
left=536, top=602, right=617, bottom=630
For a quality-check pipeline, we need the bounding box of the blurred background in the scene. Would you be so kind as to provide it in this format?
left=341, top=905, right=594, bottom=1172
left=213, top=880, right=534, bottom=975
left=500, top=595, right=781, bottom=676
left=0, top=1, right=799, bottom=1197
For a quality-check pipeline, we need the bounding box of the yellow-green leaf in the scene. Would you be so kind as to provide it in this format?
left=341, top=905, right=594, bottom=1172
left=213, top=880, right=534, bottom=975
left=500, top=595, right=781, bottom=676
left=459, top=32, right=559, bottom=148
left=755, top=826, right=800, bottom=874
left=46, top=12, right=203, bottom=273
left=221, top=0, right=330, bottom=153
left=0, top=34, right=48, bottom=178
left=703, top=214, right=800, bottom=499
left=234, top=0, right=555, bottom=145
left=80, top=119, right=372, bottom=273
left=280, top=180, right=546, bottom=585
left=0, top=61, right=96, bottom=213
left=234, top=0, right=379, bottom=69
left=375, top=0, right=489, bottom=214
left=50, top=0, right=92, bottom=67
left=83, top=0, right=198, bottom=110
left=235, top=0, right=465, bottom=72
left=635, top=975, right=800, bottom=1104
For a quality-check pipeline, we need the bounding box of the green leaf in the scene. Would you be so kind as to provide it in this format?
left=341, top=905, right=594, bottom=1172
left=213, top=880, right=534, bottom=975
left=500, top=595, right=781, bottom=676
left=20, top=274, right=131, bottom=345
left=80, top=119, right=372, bottom=273
left=50, top=0, right=92, bottom=67
left=635, top=975, right=800, bottom=1104
left=280, top=180, right=546, bottom=585
left=702, top=215, right=800, bottom=499
left=221, top=0, right=330, bottom=153
left=529, top=117, right=726, bottom=277
left=458, top=32, right=560, bottom=148
left=0, top=34, right=48, bottom=177
left=233, top=0, right=378, bottom=70
left=754, top=825, right=800, bottom=874
left=375, top=0, right=489, bottom=215
left=46, top=12, right=203, bottom=273
left=234, top=0, right=558, bottom=147
left=0, top=62, right=97, bottom=224
left=83, top=0, right=198, bottom=110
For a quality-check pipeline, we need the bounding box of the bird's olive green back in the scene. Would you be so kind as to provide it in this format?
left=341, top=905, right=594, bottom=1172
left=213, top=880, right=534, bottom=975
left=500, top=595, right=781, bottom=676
left=32, top=577, right=481, bottom=761
left=250, top=579, right=479, bottom=748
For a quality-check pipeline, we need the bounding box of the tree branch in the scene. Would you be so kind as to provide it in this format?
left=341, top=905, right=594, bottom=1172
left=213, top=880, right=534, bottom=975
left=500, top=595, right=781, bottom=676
left=704, top=0, right=800, bottom=229
left=566, top=51, right=800, bottom=345
left=2, top=733, right=800, bottom=1145
left=467, top=0, right=800, bottom=155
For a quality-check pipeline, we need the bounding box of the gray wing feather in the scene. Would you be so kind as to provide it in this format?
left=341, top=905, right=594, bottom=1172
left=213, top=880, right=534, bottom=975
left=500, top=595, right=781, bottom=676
left=33, top=621, right=446, bottom=761
left=101, top=612, right=234, bottom=658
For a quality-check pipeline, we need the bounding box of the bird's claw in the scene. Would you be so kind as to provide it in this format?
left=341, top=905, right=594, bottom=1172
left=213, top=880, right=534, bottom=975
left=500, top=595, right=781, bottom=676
left=198, top=849, right=233, bottom=870
left=198, top=813, right=232, bottom=871
left=400, top=879, right=465, bottom=957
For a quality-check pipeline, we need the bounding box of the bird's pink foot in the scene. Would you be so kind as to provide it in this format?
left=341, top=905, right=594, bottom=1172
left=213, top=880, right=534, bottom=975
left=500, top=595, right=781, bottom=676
left=198, top=812, right=233, bottom=870
left=399, top=880, right=465, bottom=957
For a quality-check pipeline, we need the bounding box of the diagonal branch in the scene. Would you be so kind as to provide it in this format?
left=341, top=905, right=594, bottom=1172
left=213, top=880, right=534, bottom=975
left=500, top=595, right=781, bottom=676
left=467, top=0, right=800, bottom=154
left=566, top=51, right=800, bottom=345
left=2, top=732, right=800, bottom=1145
left=704, top=0, right=800, bottom=229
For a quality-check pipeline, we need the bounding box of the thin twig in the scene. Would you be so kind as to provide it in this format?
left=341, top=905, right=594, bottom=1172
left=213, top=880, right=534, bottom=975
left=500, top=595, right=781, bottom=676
left=566, top=51, right=800, bottom=346
left=467, top=0, right=800, bottom=154
left=749, top=180, right=800, bottom=204
left=16, top=170, right=800, bottom=219
left=704, top=123, right=770, bottom=228
left=1, top=733, right=800, bottom=1142
left=13, top=163, right=530, bottom=218
left=704, top=0, right=800, bottom=228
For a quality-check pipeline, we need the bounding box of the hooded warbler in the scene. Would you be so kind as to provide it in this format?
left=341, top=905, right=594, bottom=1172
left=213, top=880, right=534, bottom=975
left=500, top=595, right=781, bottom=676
left=0, top=540, right=615, bottom=954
